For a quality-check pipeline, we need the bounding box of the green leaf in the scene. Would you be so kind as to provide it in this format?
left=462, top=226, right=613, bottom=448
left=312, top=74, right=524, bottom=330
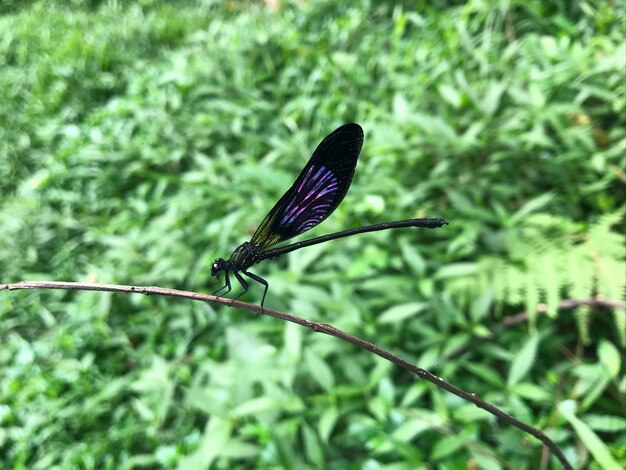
left=231, top=397, right=278, bottom=417
left=541, top=255, right=560, bottom=317
left=509, top=382, right=552, bottom=402
left=305, top=350, right=335, bottom=391
left=470, top=288, right=493, bottom=321
left=318, top=406, right=338, bottom=443
left=221, top=441, right=259, bottom=459
left=436, top=262, right=480, bottom=278
left=559, top=401, right=622, bottom=470
left=392, top=92, right=410, bottom=119
left=453, top=404, right=492, bottom=422
left=511, top=193, right=555, bottom=222
left=392, top=419, right=433, bottom=442
left=302, top=423, right=324, bottom=468
left=469, top=450, right=504, bottom=470
left=584, top=414, right=626, bottom=432
left=378, top=302, right=427, bottom=324
left=367, top=396, right=388, bottom=422
left=524, top=275, right=540, bottom=327
left=438, top=83, right=462, bottom=108
left=508, top=334, right=539, bottom=386
left=598, top=340, right=621, bottom=378
left=481, top=81, right=506, bottom=116
left=464, top=362, right=505, bottom=388
left=431, top=435, right=465, bottom=460
left=178, top=417, right=233, bottom=468
left=400, top=239, right=426, bottom=276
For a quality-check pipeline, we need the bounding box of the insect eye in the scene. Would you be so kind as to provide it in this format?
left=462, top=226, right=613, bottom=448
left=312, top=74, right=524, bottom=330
left=211, top=259, right=226, bottom=276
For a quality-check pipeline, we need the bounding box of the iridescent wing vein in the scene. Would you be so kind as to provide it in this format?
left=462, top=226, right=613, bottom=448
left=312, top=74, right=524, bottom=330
left=250, top=123, right=364, bottom=249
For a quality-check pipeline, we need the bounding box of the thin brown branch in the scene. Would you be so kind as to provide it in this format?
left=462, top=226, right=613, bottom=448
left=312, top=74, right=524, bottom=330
left=2, top=280, right=573, bottom=470
left=446, top=296, right=625, bottom=360
left=501, top=297, right=626, bottom=328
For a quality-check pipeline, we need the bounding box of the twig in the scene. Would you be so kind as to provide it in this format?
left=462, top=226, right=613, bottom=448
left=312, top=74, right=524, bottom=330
left=446, top=297, right=625, bottom=360
left=2, top=280, right=573, bottom=470
left=501, top=297, right=626, bottom=328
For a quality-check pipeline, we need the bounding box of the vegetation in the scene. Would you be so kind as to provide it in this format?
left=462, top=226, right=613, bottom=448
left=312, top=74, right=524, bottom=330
left=1, top=0, right=624, bottom=468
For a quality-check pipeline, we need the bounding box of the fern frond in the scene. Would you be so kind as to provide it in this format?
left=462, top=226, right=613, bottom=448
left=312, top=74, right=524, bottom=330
left=444, top=209, right=626, bottom=345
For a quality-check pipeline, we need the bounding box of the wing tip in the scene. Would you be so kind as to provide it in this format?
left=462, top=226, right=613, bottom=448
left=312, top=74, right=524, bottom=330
left=338, top=122, right=364, bottom=136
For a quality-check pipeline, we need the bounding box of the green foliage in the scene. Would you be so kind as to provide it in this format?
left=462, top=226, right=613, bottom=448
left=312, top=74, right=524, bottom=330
left=442, top=210, right=626, bottom=343
left=1, top=0, right=624, bottom=468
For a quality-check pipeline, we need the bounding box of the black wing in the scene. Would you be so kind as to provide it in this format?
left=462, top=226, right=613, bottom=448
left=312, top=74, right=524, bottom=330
left=250, top=123, right=364, bottom=249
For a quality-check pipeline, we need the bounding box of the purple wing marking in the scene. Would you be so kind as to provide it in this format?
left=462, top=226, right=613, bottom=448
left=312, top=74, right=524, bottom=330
left=278, top=164, right=339, bottom=234
left=249, top=123, right=364, bottom=248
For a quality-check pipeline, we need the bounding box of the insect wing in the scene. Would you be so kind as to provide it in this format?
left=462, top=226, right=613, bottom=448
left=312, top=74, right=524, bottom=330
left=250, top=123, right=364, bottom=248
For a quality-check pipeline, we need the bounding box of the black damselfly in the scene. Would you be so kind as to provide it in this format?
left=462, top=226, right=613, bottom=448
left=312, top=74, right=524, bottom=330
left=212, top=123, right=448, bottom=306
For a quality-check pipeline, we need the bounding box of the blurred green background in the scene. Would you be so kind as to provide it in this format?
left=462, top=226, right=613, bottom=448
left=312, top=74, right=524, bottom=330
left=1, top=0, right=624, bottom=468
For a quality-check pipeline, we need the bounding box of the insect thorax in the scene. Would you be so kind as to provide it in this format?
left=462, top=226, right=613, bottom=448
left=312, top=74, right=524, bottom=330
left=228, top=242, right=264, bottom=271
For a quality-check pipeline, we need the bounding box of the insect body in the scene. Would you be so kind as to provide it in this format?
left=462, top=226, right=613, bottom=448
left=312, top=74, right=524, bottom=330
left=212, top=123, right=447, bottom=306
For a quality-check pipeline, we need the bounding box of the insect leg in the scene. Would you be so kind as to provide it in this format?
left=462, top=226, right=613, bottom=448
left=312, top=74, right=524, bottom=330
left=213, top=270, right=232, bottom=297
left=242, top=270, right=269, bottom=309
left=231, top=270, right=250, bottom=302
